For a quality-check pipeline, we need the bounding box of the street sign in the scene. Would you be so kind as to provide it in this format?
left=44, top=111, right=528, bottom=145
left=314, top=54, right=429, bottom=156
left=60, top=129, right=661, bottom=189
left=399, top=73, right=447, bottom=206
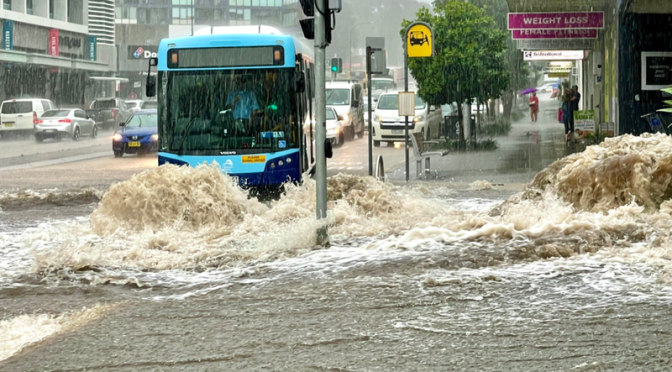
left=508, top=12, right=604, bottom=30
left=398, top=91, right=415, bottom=117
left=516, top=39, right=595, bottom=50
left=406, top=22, right=433, bottom=58
left=512, top=29, right=598, bottom=40
left=523, top=50, right=584, bottom=61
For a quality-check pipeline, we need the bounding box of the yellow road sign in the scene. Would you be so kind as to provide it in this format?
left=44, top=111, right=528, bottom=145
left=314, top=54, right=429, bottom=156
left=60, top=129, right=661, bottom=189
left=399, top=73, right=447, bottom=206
left=406, top=23, right=433, bottom=58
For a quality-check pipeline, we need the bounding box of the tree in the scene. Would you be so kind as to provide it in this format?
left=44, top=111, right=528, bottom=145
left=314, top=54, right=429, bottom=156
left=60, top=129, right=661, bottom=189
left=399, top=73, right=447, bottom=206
left=402, top=1, right=508, bottom=141
left=435, top=0, right=531, bottom=121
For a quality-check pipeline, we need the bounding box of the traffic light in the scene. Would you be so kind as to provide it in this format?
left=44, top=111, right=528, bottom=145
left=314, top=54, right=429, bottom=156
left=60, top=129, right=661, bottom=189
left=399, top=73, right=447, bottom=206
left=298, top=0, right=337, bottom=44
left=299, top=0, right=314, bottom=40
left=330, top=58, right=342, bottom=73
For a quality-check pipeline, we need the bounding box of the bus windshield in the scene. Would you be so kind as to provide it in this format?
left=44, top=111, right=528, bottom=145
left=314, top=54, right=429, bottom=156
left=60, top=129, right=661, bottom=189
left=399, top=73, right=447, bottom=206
left=159, top=68, right=298, bottom=155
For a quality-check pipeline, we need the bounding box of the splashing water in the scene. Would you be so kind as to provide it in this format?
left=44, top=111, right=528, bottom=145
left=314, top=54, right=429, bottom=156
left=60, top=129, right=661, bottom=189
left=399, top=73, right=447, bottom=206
left=0, top=303, right=121, bottom=362
left=470, top=180, right=494, bottom=190
left=15, top=134, right=672, bottom=285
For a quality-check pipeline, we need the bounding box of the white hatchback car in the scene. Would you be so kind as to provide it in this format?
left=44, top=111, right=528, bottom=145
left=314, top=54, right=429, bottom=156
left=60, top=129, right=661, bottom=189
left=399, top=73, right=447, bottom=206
left=371, top=92, right=442, bottom=146
left=34, top=109, right=97, bottom=142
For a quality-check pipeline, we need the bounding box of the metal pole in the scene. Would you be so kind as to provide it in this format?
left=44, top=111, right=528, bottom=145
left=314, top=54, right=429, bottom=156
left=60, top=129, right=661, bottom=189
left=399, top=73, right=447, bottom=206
left=315, top=0, right=328, bottom=245
left=191, top=0, right=195, bottom=36
left=404, top=49, right=410, bottom=182
left=366, top=46, right=373, bottom=176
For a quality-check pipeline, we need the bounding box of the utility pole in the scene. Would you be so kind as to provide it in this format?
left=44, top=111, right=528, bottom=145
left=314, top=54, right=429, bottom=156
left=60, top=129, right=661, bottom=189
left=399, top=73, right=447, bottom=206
left=315, top=0, right=328, bottom=245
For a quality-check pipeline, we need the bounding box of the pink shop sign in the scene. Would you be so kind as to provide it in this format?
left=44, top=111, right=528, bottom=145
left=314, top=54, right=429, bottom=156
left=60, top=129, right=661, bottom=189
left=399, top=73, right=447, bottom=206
left=508, top=12, right=604, bottom=30
left=512, top=29, right=598, bottom=40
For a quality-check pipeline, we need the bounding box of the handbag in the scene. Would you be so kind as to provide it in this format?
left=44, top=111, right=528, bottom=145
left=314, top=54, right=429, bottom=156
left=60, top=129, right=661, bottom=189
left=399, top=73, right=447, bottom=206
left=558, top=108, right=563, bottom=123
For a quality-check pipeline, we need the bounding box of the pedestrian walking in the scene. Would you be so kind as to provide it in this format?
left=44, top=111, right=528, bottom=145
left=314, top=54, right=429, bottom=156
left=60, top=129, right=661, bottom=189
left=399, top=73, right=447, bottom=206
left=529, top=92, right=539, bottom=123
left=561, top=90, right=573, bottom=142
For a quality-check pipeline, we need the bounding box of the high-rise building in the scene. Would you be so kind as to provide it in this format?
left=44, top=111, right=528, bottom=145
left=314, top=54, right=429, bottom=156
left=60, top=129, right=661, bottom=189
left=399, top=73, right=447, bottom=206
left=0, top=0, right=117, bottom=106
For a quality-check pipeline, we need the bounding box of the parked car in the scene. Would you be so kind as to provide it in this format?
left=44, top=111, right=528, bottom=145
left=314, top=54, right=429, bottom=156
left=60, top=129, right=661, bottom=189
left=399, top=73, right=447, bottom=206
left=326, top=81, right=365, bottom=141
left=125, top=100, right=144, bottom=113
left=86, top=98, right=133, bottom=131
left=112, top=109, right=158, bottom=157
left=371, top=91, right=442, bottom=147
left=0, top=99, right=55, bottom=137
left=326, top=107, right=345, bottom=147
left=34, top=109, right=97, bottom=142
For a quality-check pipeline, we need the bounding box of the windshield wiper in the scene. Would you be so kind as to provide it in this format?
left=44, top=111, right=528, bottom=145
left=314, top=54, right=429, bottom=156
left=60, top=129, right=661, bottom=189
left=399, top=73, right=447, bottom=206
left=172, top=103, right=206, bottom=155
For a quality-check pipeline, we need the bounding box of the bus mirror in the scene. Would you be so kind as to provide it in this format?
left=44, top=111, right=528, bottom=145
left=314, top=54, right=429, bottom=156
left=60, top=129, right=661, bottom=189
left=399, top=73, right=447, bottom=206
left=295, top=72, right=305, bottom=93
left=325, top=138, right=333, bottom=159
left=146, top=76, right=156, bottom=97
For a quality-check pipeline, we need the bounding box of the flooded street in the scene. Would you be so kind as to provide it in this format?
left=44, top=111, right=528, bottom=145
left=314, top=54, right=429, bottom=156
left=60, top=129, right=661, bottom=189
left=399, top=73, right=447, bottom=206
left=3, top=133, right=672, bottom=371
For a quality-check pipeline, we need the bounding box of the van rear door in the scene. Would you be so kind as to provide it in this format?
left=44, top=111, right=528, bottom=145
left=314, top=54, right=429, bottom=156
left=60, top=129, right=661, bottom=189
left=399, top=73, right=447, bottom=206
left=1, top=101, right=34, bottom=131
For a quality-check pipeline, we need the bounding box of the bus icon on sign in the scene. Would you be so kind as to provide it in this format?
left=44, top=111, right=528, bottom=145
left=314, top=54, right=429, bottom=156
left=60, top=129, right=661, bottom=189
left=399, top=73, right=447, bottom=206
left=133, top=47, right=144, bottom=58
left=409, top=31, right=429, bottom=46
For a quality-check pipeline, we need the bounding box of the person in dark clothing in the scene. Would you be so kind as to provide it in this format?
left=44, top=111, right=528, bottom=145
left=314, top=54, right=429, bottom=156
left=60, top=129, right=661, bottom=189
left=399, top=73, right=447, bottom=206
left=562, top=90, right=573, bottom=142
left=568, top=86, right=580, bottom=136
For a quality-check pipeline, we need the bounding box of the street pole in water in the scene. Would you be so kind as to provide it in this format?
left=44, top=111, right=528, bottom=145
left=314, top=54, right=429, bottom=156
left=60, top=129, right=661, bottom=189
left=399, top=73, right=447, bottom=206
left=366, top=46, right=373, bottom=176
left=315, top=0, right=329, bottom=245
left=403, top=51, right=410, bottom=182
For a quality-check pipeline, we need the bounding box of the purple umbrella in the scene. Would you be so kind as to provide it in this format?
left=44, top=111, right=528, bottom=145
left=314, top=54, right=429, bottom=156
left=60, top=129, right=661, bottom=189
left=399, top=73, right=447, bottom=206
left=521, top=88, right=537, bottom=95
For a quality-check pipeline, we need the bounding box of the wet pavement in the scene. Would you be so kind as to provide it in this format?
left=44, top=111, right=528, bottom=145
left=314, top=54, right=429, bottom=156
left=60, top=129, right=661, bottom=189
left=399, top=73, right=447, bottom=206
left=3, top=99, right=672, bottom=371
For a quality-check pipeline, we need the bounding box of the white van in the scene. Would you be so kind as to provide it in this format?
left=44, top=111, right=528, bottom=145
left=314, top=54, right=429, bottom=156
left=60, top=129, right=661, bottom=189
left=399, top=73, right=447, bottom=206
left=326, top=81, right=365, bottom=141
left=371, top=91, right=442, bottom=146
left=0, top=99, right=55, bottom=135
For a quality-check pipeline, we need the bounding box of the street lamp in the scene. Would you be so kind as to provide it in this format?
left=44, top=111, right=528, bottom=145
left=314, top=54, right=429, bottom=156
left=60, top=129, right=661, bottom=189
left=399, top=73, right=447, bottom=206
left=349, top=22, right=372, bottom=75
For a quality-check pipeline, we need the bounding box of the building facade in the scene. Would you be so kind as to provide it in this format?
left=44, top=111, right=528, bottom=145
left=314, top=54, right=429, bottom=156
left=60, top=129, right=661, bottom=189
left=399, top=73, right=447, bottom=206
left=115, top=0, right=301, bottom=100
left=0, top=0, right=117, bottom=107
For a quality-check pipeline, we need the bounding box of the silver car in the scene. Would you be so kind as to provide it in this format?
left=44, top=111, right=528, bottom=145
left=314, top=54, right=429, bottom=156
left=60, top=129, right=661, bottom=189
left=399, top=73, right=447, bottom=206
left=34, top=109, right=97, bottom=142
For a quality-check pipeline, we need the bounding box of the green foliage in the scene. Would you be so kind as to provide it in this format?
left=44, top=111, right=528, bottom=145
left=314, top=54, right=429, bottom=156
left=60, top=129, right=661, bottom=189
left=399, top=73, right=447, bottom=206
left=401, top=1, right=509, bottom=107
left=477, top=118, right=511, bottom=137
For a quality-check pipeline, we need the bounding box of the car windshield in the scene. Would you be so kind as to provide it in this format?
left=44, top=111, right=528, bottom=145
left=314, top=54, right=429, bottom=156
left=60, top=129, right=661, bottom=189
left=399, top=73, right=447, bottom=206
left=371, top=80, right=395, bottom=91
left=125, top=114, right=157, bottom=128
left=91, top=100, right=116, bottom=109
left=326, top=109, right=336, bottom=120
left=326, top=89, right=350, bottom=105
left=41, top=110, right=71, bottom=117
left=377, top=95, right=426, bottom=110
left=2, top=102, right=33, bottom=114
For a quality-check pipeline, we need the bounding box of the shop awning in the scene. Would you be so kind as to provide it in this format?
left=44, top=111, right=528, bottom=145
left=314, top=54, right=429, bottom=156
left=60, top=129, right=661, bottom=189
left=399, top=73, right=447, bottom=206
left=89, top=77, right=130, bottom=82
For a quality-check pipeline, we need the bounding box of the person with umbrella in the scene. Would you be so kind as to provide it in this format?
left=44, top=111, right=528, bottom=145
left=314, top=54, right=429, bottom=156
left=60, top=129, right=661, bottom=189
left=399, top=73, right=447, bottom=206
left=521, top=88, right=538, bottom=123
left=529, top=92, right=539, bottom=123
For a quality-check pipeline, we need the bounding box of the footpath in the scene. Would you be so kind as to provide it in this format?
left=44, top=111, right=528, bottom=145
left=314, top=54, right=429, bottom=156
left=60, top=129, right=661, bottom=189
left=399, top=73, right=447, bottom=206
left=386, top=109, right=585, bottom=185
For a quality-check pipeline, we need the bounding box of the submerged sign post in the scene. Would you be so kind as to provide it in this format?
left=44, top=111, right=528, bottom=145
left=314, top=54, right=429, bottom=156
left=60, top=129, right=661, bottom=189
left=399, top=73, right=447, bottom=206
left=403, top=22, right=433, bottom=181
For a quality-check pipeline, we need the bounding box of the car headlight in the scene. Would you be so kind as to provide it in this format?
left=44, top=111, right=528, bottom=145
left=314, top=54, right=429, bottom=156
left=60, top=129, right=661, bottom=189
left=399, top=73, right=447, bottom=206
left=327, top=126, right=339, bottom=134
left=151, top=134, right=159, bottom=141
left=112, top=133, right=122, bottom=141
left=414, top=115, right=425, bottom=123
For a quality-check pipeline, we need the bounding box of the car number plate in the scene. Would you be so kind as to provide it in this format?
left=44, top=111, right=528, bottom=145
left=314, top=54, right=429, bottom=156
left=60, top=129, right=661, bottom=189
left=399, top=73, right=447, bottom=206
left=3, top=122, right=13, bottom=127
left=392, top=129, right=403, bottom=134
left=128, top=142, right=141, bottom=147
left=46, top=129, right=56, bottom=133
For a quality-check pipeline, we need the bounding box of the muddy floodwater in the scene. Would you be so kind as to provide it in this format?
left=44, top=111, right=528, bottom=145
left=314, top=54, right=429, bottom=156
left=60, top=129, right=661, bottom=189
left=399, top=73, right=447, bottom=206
left=3, top=134, right=672, bottom=371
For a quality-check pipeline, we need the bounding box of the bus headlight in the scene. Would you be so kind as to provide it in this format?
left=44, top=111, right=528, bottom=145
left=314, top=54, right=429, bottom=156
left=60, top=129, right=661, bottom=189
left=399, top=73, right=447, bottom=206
left=151, top=134, right=159, bottom=141
left=112, top=133, right=122, bottom=141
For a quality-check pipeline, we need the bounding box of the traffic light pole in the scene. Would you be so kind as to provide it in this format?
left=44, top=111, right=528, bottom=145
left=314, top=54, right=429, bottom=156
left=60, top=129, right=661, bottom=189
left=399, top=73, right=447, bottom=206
left=315, top=0, right=329, bottom=246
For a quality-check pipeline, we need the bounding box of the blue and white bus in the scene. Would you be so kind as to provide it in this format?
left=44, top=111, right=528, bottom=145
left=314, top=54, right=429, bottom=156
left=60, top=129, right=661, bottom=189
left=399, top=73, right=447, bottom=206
left=146, top=26, right=315, bottom=190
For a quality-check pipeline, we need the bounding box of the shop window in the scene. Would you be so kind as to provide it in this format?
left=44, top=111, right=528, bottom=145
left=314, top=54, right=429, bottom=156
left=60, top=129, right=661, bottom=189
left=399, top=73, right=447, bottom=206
left=49, top=0, right=54, bottom=18
left=3, top=0, right=10, bottom=10
left=27, top=0, right=33, bottom=14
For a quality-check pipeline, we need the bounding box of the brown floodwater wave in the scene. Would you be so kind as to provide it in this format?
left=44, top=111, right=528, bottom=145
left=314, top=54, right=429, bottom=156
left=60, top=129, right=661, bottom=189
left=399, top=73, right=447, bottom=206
left=0, top=189, right=102, bottom=211
left=22, top=134, right=672, bottom=283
